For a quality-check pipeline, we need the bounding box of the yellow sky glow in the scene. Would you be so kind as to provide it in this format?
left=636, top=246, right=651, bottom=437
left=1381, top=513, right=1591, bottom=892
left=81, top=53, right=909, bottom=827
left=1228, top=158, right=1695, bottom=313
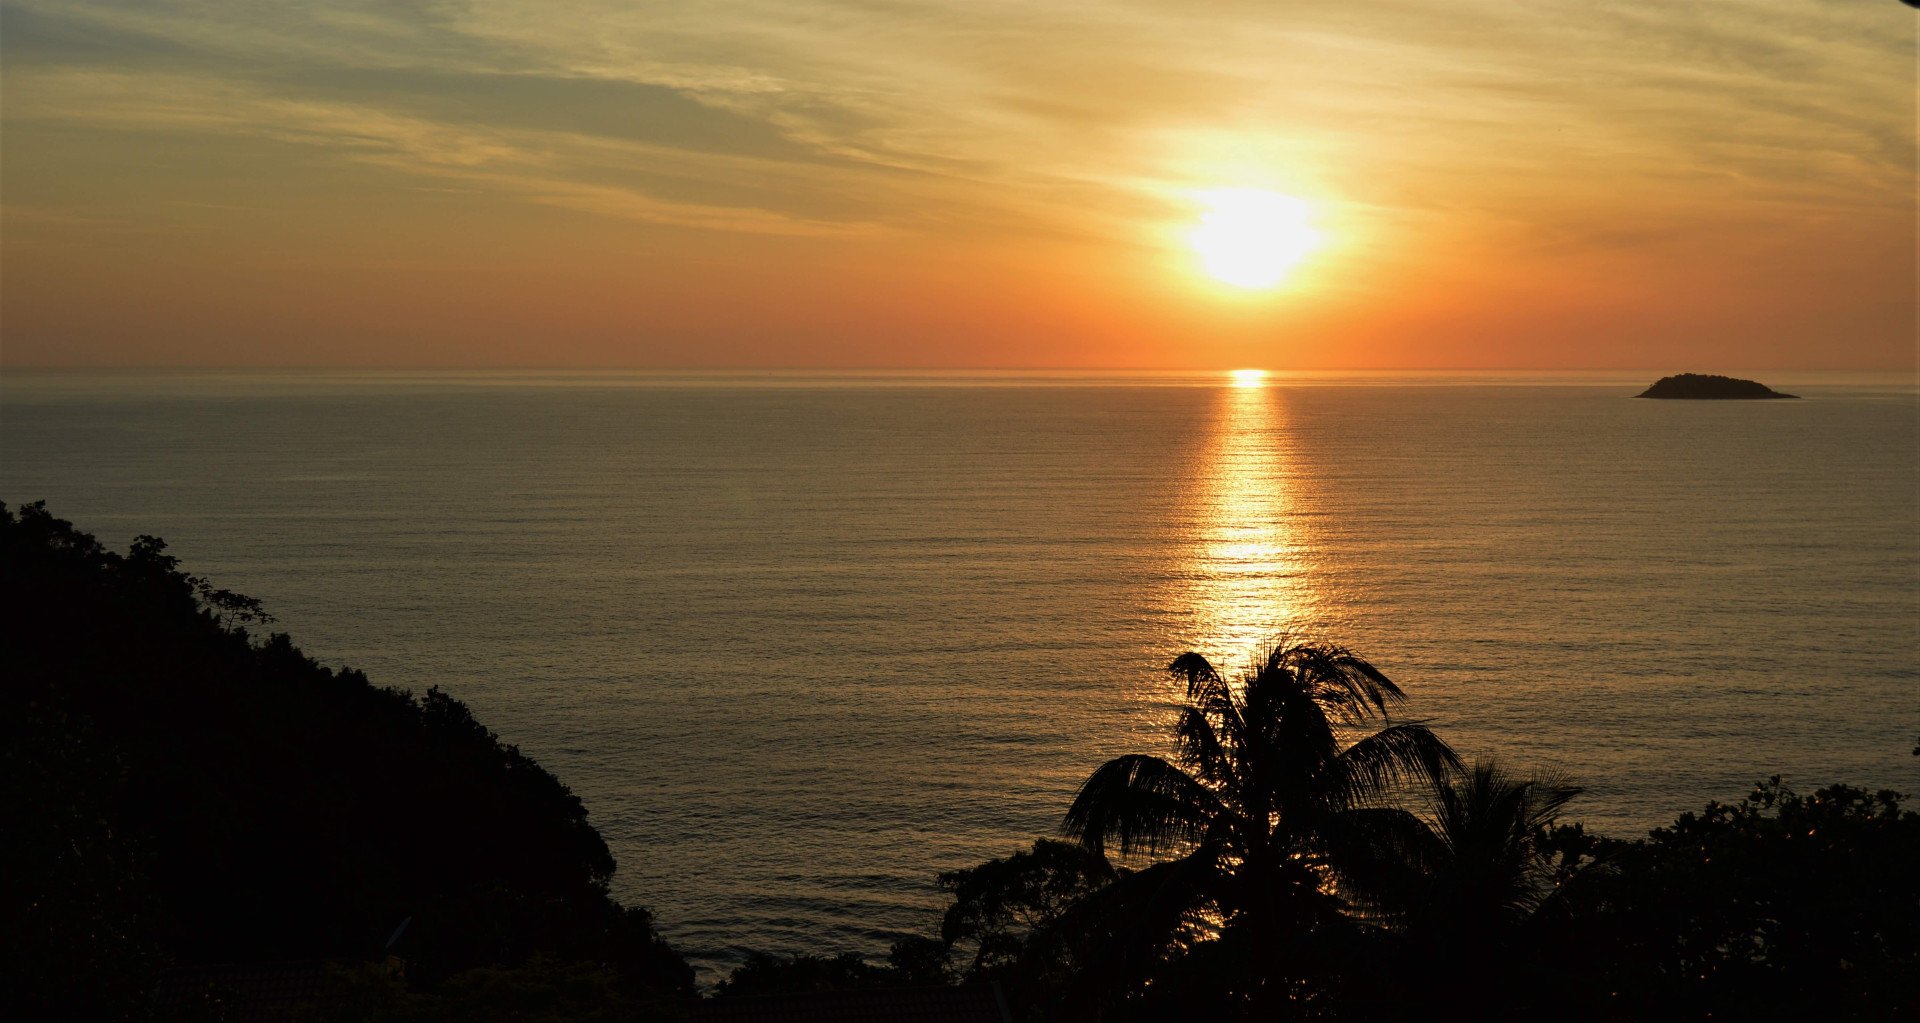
left=0, top=0, right=1911, bottom=369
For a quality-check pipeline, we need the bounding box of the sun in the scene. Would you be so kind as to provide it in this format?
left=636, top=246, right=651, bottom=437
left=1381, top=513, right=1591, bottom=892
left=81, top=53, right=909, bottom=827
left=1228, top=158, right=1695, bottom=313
left=1190, top=189, right=1319, bottom=289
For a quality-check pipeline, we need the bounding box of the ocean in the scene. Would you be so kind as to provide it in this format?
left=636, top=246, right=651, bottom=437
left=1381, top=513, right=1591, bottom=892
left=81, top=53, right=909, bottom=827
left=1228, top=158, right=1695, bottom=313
left=4, top=369, right=1915, bottom=980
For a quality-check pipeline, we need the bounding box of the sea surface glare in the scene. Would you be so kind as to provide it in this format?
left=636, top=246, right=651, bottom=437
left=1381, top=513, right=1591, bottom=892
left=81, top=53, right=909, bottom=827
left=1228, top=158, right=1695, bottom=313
left=4, top=371, right=1915, bottom=981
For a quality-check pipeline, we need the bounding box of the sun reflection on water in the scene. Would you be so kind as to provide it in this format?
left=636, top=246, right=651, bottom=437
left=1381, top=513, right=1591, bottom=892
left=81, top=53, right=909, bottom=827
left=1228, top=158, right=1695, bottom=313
left=1185, top=377, right=1315, bottom=658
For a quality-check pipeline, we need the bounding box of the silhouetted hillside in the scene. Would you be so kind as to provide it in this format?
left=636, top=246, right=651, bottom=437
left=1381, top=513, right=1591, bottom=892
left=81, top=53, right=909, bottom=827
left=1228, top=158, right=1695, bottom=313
left=0, top=501, right=692, bottom=1019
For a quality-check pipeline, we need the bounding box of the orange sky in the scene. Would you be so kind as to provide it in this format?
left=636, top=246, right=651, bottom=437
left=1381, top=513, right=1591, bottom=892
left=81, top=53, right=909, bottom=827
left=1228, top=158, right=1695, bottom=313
left=1, top=0, right=1913, bottom=369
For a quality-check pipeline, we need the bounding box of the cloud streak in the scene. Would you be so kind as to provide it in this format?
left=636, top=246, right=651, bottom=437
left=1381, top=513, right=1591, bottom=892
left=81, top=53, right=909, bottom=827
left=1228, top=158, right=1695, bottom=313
left=1, top=0, right=1910, bottom=366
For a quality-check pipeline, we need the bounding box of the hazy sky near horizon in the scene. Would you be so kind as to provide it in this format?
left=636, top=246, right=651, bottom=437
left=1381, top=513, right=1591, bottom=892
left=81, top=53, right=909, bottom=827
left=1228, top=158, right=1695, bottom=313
left=2, top=0, right=1912, bottom=369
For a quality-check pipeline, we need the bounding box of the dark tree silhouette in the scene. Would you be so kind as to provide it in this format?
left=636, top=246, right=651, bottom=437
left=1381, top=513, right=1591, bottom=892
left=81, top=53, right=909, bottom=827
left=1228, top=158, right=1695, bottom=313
left=1, top=704, right=160, bottom=1022
left=1331, top=760, right=1583, bottom=1019
left=1338, top=760, right=1581, bottom=935
left=1060, top=641, right=1458, bottom=1014
left=0, top=501, right=693, bottom=1017
left=711, top=939, right=955, bottom=998
left=1540, top=778, right=1920, bottom=1021
left=939, top=839, right=1116, bottom=982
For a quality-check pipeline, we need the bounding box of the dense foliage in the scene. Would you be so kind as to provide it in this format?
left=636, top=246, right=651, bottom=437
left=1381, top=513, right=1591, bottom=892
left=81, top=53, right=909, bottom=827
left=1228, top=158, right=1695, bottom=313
left=711, top=649, right=1916, bottom=1022
left=8, top=502, right=1912, bottom=1021
left=0, top=502, right=692, bottom=1019
left=1535, top=778, right=1919, bottom=1021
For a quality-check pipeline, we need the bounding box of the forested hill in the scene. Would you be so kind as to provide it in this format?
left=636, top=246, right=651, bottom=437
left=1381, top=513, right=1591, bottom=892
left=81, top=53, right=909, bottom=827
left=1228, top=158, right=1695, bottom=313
left=0, top=501, right=692, bottom=1018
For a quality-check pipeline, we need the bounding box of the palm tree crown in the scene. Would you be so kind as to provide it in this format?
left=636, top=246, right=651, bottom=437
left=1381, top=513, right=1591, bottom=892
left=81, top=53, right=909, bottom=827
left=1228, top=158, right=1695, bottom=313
left=1342, top=760, right=1582, bottom=936
left=1063, top=641, right=1460, bottom=940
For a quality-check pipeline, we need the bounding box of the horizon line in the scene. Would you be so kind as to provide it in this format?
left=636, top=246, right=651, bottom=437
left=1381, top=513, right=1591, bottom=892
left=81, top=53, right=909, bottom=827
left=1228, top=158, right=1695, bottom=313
left=5, top=364, right=1915, bottom=374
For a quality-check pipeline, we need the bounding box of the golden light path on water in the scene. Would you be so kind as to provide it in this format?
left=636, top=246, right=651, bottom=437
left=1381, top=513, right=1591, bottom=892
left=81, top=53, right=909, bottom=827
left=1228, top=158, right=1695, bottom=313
left=1184, top=372, right=1321, bottom=662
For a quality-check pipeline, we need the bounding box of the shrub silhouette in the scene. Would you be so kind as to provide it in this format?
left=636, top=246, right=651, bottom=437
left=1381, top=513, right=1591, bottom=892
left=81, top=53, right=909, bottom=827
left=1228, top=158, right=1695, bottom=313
left=1540, top=777, right=1919, bottom=1021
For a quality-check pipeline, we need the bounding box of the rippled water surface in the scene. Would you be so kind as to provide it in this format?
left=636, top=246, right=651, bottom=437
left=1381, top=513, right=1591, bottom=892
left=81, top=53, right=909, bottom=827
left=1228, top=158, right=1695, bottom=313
left=4, top=371, right=1915, bottom=979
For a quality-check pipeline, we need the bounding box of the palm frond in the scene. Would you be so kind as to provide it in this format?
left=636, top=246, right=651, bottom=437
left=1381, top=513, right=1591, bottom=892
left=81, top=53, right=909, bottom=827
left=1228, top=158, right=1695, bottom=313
left=1325, top=805, right=1440, bottom=868
left=1173, top=705, right=1235, bottom=787
left=1063, top=754, right=1225, bottom=858
left=1413, top=759, right=1589, bottom=925
left=1050, top=843, right=1228, bottom=999
left=1517, top=769, right=1582, bottom=835
left=1261, top=682, right=1343, bottom=770
left=1318, top=805, right=1441, bottom=923
left=1323, top=723, right=1460, bottom=807
left=1434, top=761, right=1582, bottom=850
left=1126, top=843, right=1229, bottom=948
left=1274, top=642, right=1408, bottom=723
left=1169, top=651, right=1247, bottom=747
left=1166, top=651, right=1220, bottom=694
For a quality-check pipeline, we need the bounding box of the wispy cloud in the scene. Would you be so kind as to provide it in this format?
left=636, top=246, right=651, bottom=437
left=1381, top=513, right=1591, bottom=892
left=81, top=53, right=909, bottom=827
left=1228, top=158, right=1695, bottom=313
left=1, top=0, right=1909, bottom=367
left=6, top=0, right=1907, bottom=234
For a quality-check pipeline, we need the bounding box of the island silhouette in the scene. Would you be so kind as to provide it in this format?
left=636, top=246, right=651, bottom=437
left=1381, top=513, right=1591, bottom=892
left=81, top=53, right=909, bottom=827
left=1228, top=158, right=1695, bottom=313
left=1635, top=373, right=1798, bottom=399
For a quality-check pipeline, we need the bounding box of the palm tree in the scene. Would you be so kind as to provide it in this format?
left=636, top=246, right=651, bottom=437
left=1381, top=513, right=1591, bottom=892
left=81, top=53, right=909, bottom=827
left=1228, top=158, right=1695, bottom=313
left=1061, top=641, right=1460, bottom=960
left=1346, top=759, right=1581, bottom=936
left=1331, top=760, right=1583, bottom=1019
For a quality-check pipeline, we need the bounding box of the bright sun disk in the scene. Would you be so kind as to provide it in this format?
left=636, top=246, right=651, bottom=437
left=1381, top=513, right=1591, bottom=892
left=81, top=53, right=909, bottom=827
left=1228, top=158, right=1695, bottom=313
left=1190, top=189, right=1319, bottom=289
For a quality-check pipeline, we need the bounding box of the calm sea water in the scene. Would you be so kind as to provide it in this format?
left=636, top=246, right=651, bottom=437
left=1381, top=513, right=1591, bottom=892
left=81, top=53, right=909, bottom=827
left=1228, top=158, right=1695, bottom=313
left=4, top=370, right=1916, bottom=980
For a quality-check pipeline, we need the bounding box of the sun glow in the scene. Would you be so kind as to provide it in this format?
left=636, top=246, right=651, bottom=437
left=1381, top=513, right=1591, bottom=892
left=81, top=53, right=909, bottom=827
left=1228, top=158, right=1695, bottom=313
left=1190, top=190, right=1319, bottom=289
left=1230, top=369, right=1266, bottom=387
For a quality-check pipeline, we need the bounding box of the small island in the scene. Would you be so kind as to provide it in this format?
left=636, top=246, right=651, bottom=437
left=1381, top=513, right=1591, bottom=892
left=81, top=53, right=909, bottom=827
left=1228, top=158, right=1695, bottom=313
left=1636, top=373, right=1798, bottom=399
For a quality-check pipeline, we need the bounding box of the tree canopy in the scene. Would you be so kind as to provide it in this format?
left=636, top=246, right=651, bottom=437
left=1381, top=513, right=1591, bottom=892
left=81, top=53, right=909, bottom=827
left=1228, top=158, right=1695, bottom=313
left=0, top=501, right=692, bottom=1019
